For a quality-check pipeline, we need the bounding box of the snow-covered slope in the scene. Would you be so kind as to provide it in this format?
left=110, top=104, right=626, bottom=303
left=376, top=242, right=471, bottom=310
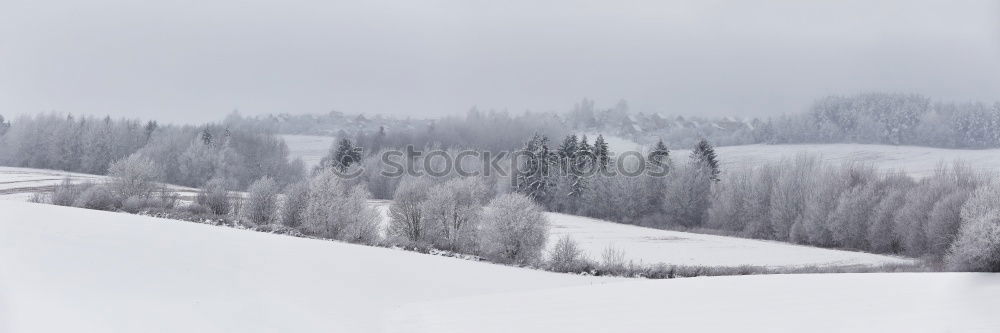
left=681, top=143, right=1000, bottom=179
left=386, top=272, right=1000, bottom=333
left=0, top=167, right=106, bottom=201
left=1, top=198, right=991, bottom=333
left=545, top=212, right=914, bottom=267
left=0, top=201, right=609, bottom=333
left=0, top=166, right=199, bottom=202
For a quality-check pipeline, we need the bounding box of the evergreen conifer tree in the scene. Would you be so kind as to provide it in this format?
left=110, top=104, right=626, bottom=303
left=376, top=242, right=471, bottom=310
left=593, top=135, right=610, bottom=170
left=691, top=139, right=720, bottom=181
left=647, top=139, right=671, bottom=167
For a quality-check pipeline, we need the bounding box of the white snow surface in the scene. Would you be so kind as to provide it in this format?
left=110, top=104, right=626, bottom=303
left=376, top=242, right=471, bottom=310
left=2, top=200, right=995, bottom=333
left=545, top=212, right=915, bottom=267
left=0, top=167, right=106, bottom=201
left=280, top=134, right=336, bottom=170
left=386, top=272, right=1000, bottom=333
left=0, top=166, right=199, bottom=202
left=688, top=143, right=1000, bottom=179
left=0, top=201, right=610, bottom=333
left=581, top=133, right=1000, bottom=179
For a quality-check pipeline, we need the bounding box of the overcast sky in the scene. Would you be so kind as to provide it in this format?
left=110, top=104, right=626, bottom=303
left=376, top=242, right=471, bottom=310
left=2, top=0, right=999, bottom=124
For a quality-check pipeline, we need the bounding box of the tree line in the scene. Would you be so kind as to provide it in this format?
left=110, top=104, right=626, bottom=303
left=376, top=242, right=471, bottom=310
left=0, top=113, right=304, bottom=190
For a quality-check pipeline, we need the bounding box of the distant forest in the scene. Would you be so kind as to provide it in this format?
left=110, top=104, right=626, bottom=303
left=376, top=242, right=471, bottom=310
left=217, top=92, right=1000, bottom=151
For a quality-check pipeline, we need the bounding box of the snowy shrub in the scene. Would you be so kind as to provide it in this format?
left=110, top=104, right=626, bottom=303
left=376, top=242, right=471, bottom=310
left=50, top=178, right=85, bottom=206
left=185, top=202, right=212, bottom=215
left=478, top=193, right=550, bottom=265
left=600, top=245, right=628, bottom=276
left=197, top=177, right=231, bottom=215
left=387, top=176, right=433, bottom=245
left=279, top=181, right=309, bottom=228
left=29, top=192, right=48, bottom=204
left=547, top=235, right=589, bottom=273
left=73, top=185, right=117, bottom=210
left=241, top=177, right=280, bottom=225
left=121, top=192, right=179, bottom=213
left=107, top=153, right=162, bottom=201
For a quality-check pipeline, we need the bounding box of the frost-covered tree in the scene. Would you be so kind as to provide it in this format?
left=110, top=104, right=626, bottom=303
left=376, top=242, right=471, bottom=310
left=866, top=176, right=913, bottom=253
left=514, top=134, right=557, bottom=203
left=478, top=193, right=550, bottom=265
left=690, top=139, right=720, bottom=181
left=339, top=185, right=382, bottom=245
left=592, top=135, right=610, bottom=170
left=945, top=181, right=1000, bottom=271
left=547, top=235, right=588, bottom=273
left=321, top=138, right=363, bottom=172
left=241, top=177, right=280, bottom=225
left=302, top=170, right=380, bottom=243
left=661, top=162, right=713, bottom=228
left=107, top=153, right=162, bottom=203
left=279, top=180, right=309, bottom=228
left=422, top=177, right=490, bottom=252
left=768, top=154, right=817, bottom=240
left=946, top=213, right=1000, bottom=272
left=0, top=114, right=9, bottom=137
left=925, top=189, right=972, bottom=257
left=557, top=134, right=578, bottom=159
left=647, top=139, right=671, bottom=168
left=388, top=176, right=434, bottom=245
left=197, top=177, right=232, bottom=215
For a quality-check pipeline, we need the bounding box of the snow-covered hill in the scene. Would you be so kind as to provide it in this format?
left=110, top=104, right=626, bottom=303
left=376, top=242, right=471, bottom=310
left=0, top=201, right=609, bottom=332
left=545, top=213, right=914, bottom=267
left=386, top=272, right=1000, bottom=333
left=676, top=143, right=1000, bottom=179
left=2, top=201, right=995, bottom=333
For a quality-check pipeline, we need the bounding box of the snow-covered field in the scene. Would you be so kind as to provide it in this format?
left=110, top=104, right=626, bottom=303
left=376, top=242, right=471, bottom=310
left=0, top=167, right=106, bottom=201
left=0, top=166, right=199, bottom=202
left=683, top=143, right=1000, bottom=179
left=280, top=134, right=336, bottom=170
left=0, top=201, right=610, bottom=332
left=386, top=272, right=1000, bottom=333
left=2, top=201, right=996, bottom=333
left=545, top=213, right=914, bottom=268
left=280, top=133, right=1000, bottom=179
